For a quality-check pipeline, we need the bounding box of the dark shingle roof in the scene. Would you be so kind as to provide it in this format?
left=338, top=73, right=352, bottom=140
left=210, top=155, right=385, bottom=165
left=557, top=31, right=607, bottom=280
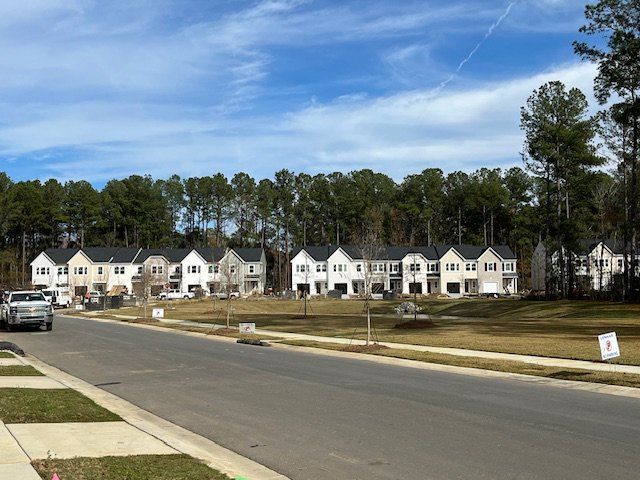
left=492, top=245, right=517, bottom=260
left=577, top=238, right=624, bottom=255
left=81, top=247, right=120, bottom=263
left=232, top=248, right=263, bottom=262
left=111, top=248, right=141, bottom=263
left=133, top=249, right=168, bottom=264
left=195, top=247, right=226, bottom=262
left=132, top=248, right=190, bottom=264
left=293, top=244, right=516, bottom=261
left=292, top=246, right=339, bottom=261
left=43, top=248, right=79, bottom=265
left=162, top=249, right=191, bottom=263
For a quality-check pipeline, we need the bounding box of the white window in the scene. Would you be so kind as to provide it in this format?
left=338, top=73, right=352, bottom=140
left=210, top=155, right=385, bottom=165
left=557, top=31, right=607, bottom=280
left=485, top=262, right=496, bottom=272
left=114, top=266, right=125, bottom=275
left=618, top=259, right=624, bottom=269
left=356, top=264, right=362, bottom=272
left=316, top=264, right=321, bottom=273
left=137, top=266, right=143, bottom=274
left=249, top=265, right=255, bottom=274
left=97, top=266, right=103, bottom=275
left=214, top=265, right=219, bottom=273
left=322, top=264, right=327, bottom=272
left=230, top=265, right=236, bottom=274
left=338, top=264, right=343, bottom=272
left=428, top=263, right=438, bottom=272
left=208, top=265, right=214, bottom=274
left=410, top=263, right=421, bottom=272
left=152, top=265, right=164, bottom=274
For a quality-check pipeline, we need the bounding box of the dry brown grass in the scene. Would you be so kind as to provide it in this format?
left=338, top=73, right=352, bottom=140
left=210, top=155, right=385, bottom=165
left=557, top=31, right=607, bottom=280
left=101, top=298, right=640, bottom=365
left=282, top=340, right=640, bottom=389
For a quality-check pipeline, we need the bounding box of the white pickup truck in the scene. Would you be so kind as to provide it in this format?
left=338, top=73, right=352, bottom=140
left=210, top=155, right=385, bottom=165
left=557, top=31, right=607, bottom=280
left=157, top=289, right=195, bottom=300
left=1, top=290, right=54, bottom=330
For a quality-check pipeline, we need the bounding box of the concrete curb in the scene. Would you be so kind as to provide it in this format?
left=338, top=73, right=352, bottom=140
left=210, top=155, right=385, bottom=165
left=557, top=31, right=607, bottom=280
left=70, top=312, right=640, bottom=374
left=23, top=354, right=289, bottom=480
left=70, top=312, right=640, bottom=400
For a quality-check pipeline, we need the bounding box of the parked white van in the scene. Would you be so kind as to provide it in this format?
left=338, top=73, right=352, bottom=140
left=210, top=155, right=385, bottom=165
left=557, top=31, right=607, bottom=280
left=41, top=288, right=72, bottom=308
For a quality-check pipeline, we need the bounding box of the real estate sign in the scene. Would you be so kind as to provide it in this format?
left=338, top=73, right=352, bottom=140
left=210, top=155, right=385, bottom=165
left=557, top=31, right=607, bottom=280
left=598, top=332, right=620, bottom=361
left=239, top=322, right=256, bottom=334
left=152, top=308, right=165, bottom=319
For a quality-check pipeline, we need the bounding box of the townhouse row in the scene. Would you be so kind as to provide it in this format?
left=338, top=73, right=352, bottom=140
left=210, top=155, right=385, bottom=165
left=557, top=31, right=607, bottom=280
left=531, top=238, right=631, bottom=291
left=31, top=247, right=266, bottom=297
left=291, top=244, right=518, bottom=297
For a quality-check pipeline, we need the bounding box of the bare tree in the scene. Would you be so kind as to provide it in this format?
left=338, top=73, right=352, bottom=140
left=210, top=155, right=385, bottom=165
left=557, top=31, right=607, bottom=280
left=219, top=255, right=239, bottom=328
left=132, top=265, right=154, bottom=318
left=356, top=217, right=385, bottom=346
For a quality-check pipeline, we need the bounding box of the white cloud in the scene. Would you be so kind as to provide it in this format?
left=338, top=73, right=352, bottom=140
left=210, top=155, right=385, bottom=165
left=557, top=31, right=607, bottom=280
left=0, top=61, right=598, bottom=183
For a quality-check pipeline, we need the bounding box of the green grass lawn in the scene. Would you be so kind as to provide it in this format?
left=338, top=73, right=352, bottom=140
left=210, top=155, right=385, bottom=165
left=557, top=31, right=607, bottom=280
left=104, top=297, right=640, bottom=365
left=33, top=454, right=230, bottom=480
left=0, top=365, right=43, bottom=376
left=0, top=351, right=16, bottom=358
left=0, top=389, right=121, bottom=423
left=282, top=340, right=640, bottom=389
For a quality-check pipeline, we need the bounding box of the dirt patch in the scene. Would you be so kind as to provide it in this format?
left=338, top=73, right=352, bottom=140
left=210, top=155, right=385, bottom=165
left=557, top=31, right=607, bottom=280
left=207, top=328, right=237, bottom=337
left=394, top=320, right=436, bottom=329
left=128, top=317, right=160, bottom=324
left=341, top=344, right=389, bottom=353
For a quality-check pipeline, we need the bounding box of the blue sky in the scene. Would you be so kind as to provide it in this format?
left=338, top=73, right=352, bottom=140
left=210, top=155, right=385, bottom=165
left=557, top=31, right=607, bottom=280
left=0, top=0, right=599, bottom=185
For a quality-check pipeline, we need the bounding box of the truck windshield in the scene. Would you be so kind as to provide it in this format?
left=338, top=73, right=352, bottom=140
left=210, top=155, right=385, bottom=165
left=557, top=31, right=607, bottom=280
left=42, top=291, right=53, bottom=297
left=12, top=293, right=46, bottom=302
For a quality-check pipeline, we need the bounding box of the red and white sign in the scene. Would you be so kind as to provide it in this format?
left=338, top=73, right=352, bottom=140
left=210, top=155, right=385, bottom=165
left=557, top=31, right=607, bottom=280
left=598, top=332, right=620, bottom=361
left=239, top=322, right=256, bottom=334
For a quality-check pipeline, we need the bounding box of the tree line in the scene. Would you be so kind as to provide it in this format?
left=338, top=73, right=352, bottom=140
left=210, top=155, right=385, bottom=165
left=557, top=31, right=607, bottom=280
left=1, top=0, right=637, bottom=299
left=0, top=164, right=602, bottom=292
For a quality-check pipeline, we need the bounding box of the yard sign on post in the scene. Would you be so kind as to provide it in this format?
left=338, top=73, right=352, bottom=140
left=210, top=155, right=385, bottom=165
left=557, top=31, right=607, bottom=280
left=598, top=332, right=620, bottom=361
left=152, top=308, right=165, bottom=319
left=239, top=322, right=256, bottom=334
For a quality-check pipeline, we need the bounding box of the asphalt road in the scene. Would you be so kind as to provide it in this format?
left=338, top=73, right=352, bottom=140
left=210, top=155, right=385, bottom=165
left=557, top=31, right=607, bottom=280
left=3, top=315, right=640, bottom=480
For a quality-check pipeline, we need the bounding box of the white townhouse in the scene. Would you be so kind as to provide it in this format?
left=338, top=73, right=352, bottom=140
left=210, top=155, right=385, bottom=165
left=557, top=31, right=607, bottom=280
left=107, top=248, right=142, bottom=294
left=292, top=244, right=518, bottom=297
left=219, top=248, right=267, bottom=295
left=30, top=248, right=79, bottom=291
left=31, top=246, right=267, bottom=297
left=532, top=239, right=627, bottom=292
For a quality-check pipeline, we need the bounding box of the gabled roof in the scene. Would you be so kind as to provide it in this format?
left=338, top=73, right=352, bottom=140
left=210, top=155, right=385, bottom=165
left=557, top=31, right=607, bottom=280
left=292, top=246, right=340, bottom=262
left=133, top=249, right=169, bottom=264
left=195, top=247, right=227, bottom=263
left=578, top=238, right=624, bottom=255
left=292, top=244, right=516, bottom=261
left=42, top=248, right=79, bottom=265
left=162, top=249, right=192, bottom=263
left=111, top=248, right=141, bottom=263
left=232, top=248, right=263, bottom=262
left=81, top=247, right=120, bottom=263
left=492, top=245, right=516, bottom=260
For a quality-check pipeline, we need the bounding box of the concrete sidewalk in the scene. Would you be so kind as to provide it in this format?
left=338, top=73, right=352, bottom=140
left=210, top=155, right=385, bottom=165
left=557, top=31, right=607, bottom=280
left=0, top=348, right=289, bottom=480
left=98, top=312, right=640, bottom=375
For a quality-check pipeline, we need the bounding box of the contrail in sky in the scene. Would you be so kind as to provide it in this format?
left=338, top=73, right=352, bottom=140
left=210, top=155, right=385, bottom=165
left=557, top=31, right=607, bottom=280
left=436, top=1, right=519, bottom=92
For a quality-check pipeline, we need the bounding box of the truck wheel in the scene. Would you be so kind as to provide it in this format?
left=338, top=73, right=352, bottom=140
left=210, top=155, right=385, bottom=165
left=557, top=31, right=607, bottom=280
left=46, top=323, right=53, bottom=331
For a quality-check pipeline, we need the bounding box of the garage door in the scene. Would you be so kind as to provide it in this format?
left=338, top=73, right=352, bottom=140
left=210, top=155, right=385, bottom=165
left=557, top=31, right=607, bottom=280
left=483, top=282, right=498, bottom=294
